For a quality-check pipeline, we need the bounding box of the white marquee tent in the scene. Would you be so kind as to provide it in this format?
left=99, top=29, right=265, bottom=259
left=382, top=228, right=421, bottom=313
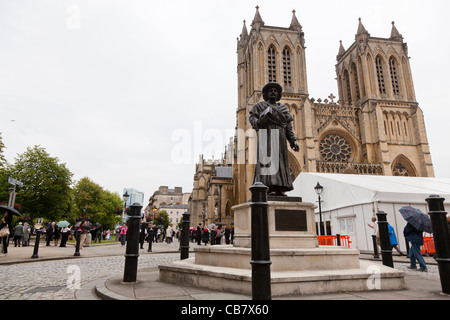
left=288, top=173, right=450, bottom=252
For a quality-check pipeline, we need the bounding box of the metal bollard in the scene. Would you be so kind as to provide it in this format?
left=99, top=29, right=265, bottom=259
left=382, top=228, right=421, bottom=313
left=425, top=195, right=450, bottom=294
left=372, top=235, right=379, bottom=259
left=123, top=203, right=142, bottom=283
left=180, top=212, right=190, bottom=260
left=74, top=230, right=81, bottom=257
left=376, top=211, right=394, bottom=268
left=249, top=182, right=271, bottom=300
left=31, top=230, right=41, bottom=259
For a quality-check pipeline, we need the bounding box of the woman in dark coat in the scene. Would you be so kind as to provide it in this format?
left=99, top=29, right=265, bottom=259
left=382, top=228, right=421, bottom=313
left=1, top=211, right=13, bottom=256
left=249, top=82, right=300, bottom=196
left=202, top=228, right=209, bottom=245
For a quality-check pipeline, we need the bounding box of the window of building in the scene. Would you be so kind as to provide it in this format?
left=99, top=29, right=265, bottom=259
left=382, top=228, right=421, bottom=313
left=283, top=47, right=291, bottom=87
left=268, top=45, right=276, bottom=82
left=389, top=57, right=400, bottom=95
left=376, top=56, right=386, bottom=94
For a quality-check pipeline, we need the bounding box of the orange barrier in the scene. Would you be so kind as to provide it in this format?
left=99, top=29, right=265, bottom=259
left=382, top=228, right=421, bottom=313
left=420, top=237, right=435, bottom=254
left=317, top=235, right=352, bottom=248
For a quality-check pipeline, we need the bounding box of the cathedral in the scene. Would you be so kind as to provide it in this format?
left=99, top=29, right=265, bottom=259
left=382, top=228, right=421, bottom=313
left=188, top=7, right=434, bottom=227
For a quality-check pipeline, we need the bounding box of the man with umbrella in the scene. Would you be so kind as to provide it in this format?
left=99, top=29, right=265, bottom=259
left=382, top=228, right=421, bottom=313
left=400, top=206, right=430, bottom=272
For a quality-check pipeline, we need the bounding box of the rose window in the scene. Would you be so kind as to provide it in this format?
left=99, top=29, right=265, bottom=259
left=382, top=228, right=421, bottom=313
left=319, top=134, right=352, bottom=162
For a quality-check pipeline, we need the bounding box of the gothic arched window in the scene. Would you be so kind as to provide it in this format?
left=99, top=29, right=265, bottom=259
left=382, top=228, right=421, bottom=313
left=283, top=46, right=292, bottom=88
left=389, top=57, right=400, bottom=95
left=376, top=56, right=386, bottom=94
left=268, top=45, right=277, bottom=82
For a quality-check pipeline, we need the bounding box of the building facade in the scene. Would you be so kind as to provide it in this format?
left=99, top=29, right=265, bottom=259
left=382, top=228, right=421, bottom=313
left=233, top=7, right=434, bottom=204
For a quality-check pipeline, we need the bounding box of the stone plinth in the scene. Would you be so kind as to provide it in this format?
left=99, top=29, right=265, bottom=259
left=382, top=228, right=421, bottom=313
left=158, top=197, right=406, bottom=296
left=232, top=198, right=318, bottom=249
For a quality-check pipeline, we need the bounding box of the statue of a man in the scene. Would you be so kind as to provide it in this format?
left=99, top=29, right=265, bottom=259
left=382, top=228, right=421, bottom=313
left=249, top=82, right=300, bottom=196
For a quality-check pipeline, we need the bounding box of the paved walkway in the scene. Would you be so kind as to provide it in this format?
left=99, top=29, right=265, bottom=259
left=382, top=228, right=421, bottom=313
left=1, top=240, right=449, bottom=300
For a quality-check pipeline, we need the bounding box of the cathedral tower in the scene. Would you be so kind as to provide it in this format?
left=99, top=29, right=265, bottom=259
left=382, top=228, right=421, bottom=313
left=335, top=19, right=434, bottom=177
left=231, top=9, right=434, bottom=205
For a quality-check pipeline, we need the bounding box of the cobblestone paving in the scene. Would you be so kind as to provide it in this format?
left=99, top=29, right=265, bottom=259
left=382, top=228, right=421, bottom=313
left=0, top=253, right=179, bottom=300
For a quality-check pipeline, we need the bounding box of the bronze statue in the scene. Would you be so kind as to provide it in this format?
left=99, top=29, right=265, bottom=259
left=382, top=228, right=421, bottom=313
left=249, top=82, right=300, bottom=196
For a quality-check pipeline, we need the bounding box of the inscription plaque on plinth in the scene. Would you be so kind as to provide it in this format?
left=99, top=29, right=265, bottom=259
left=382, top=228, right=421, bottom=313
left=232, top=198, right=319, bottom=249
left=275, top=209, right=307, bottom=231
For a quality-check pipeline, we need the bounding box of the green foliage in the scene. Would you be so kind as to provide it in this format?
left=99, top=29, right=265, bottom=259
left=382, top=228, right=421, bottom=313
left=10, top=146, right=73, bottom=221
left=154, top=209, right=170, bottom=230
left=0, top=132, right=6, bottom=167
left=72, top=177, right=123, bottom=230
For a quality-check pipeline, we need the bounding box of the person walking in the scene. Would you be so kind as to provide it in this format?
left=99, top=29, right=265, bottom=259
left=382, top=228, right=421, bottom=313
left=45, top=222, right=54, bottom=246
left=368, top=216, right=380, bottom=256
left=120, top=223, right=127, bottom=247
left=60, top=226, right=70, bottom=247
left=53, top=222, right=60, bottom=247
left=388, top=223, right=405, bottom=256
left=224, top=225, right=231, bottom=245
left=0, top=211, right=13, bottom=256
left=79, top=220, right=90, bottom=249
left=196, top=223, right=202, bottom=245
left=202, top=227, right=209, bottom=246
left=403, top=222, right=428, bottom=272
left=13, top=222, right=24, bottom=247
left=22, top=222, right=31, bottom=247
left=166, top=227, right=173, bottom=244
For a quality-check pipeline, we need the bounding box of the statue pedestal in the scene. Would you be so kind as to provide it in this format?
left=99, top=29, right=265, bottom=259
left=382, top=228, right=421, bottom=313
left=159, top=197, right=405, bottom=297
left=232, top=197, right=319, bottom=249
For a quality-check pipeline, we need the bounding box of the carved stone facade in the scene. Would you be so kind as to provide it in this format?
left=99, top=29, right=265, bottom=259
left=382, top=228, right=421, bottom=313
left=231, top=8, right=434, bottom=204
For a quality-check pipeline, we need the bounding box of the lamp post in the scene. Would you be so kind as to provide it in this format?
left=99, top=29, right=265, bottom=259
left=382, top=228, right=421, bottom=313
left=314, top=182, right=325, bottom=236
left=123, top=191, right=129, bottom=222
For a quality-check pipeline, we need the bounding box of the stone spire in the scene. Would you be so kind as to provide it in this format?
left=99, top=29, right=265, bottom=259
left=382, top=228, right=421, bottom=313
left=356, top=17, right=370, bottom=36
left=289, top=9, right=302, bottom=32
left=390, top=21, right=403, bottom=41
left=250, top=5, right=264, bottom=32
left=240, top=20, right=248, bottom=42
left=337, top=40, right=346, bottom=60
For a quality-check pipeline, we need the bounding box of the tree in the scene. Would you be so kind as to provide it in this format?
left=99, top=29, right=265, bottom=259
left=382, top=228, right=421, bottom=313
left=72, top=177, right=123, bottom=230
left=154, top=210, right=170, bottom=230
left=0, top=132, right=6, bottom=167
left=10, top=146, right=73, bottom=221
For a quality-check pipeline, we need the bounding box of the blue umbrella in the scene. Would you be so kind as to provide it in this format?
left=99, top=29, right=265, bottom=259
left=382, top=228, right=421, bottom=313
left=399, top=206, right=432, bottom=233
left=57, top=221, right=70, bottom=228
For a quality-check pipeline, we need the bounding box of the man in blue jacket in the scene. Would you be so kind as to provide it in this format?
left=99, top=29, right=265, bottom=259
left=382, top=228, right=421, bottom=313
left=403, top=222, right=428, bottom=272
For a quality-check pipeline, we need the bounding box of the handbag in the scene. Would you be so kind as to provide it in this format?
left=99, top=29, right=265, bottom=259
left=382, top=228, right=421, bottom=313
left=0, top=226, right=10, bottom=237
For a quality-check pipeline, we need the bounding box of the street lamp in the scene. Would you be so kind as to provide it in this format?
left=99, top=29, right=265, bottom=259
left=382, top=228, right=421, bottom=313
left=123, top=191, right=130, bottom=221
left=314, top=182, right=324, bottom=236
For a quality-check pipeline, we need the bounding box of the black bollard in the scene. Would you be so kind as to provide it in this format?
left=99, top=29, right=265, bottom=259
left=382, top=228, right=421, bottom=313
left=425, top=195, right=450, bottom=294
left=123, top=203, right=142, bottom=283
left=74, top=230, right=81, bottom=257
left=372, top=235, right=379, bottom=259
left=376, top=211, right=394, bottom=268
left=31, top=229, right=41, bottom=259
left=249, top=182, right=271, bottom=300
left=147, top=227, right=153, bottom=252
left=180, top=212, right=190, bottom=260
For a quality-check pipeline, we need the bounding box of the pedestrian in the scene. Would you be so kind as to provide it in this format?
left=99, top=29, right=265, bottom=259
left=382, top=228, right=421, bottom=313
left=403, top=222, right=428, bottom=272
left=202, top=227, right=209, bottom=246
left=22, top=222, right=31, bottom=247
left=46, top=222, right=54, bottom=246
left=60, top=226, right=70, bottom=247
left=80, top=220, right=90, bottom=249
left=120, top=223, right=127, bottom=247
left=139, top=219, right=148, bottom=249
left=0, top=211, right=12, bottom=256
left=388, top=223, right=405, bottom=256
left=13, top=222, right=24, bottom=247
left=215, top=226, right=222, bottom=245
left=166, top=227, right=173, bottom=244
left=196, top=223, right=202, bottom=245
left=367, top=216, right=380, bottom=256
left=224, top=225, right=231, bottom=245
left=53, top=222, right=60, bottom=247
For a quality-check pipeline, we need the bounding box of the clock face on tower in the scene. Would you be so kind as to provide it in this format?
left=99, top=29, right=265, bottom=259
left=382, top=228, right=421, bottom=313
left=319, top=134, right=352, bottom=162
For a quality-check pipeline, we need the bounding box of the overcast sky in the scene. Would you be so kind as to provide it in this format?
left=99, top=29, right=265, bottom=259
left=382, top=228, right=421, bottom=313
left=1, top=0, right=450, bottom=204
